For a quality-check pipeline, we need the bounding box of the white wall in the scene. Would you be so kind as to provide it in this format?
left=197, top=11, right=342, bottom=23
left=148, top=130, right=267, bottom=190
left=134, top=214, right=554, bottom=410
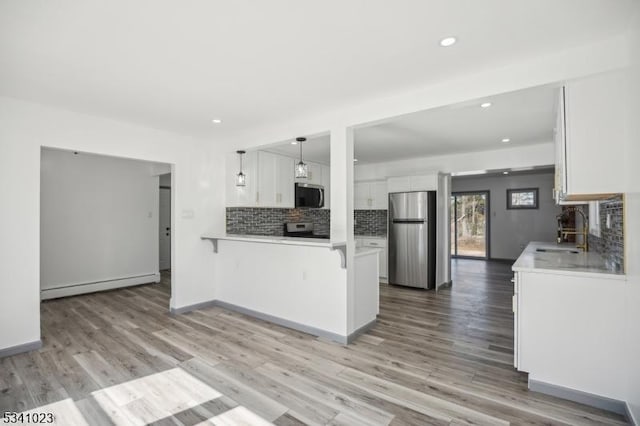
left=624, top=4, right=640, bottom=422
left=0, top=96, right=225, bottom=352
left=452, top=172, right=561, bottom=260
left=40, top=149, right=161, bottom=291
left=354, top=143, right=554, bottom=181
left=212, top=241, right=348, bottom=336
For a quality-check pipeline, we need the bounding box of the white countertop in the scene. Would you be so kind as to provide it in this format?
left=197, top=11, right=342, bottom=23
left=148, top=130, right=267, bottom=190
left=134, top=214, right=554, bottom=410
left=201, top=234, right=345, bottom=249
left=355, top=235, right=387, bottom=239
left=512, top=241, right=625, bottom=279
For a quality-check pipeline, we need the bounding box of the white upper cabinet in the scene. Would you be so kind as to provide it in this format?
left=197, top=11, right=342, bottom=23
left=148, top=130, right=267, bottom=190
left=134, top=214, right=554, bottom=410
left=226, top=151, right=259, bottom=207
left=258, top=151, right=295, bottom=208
left=557, top=70, right=627, bottom=200
left=354, top=182, right=371, bottom=209
left=276, top=155, right=295, bottom=207
left=386, top=176, right=411, bottom=193
left=387, top=173, right=437, bottom=193
left=257, top=151, right=277, bottom=206
left=354, top=180, right=388, bottom=210
left=372, top=181, right=389, bottom=209
left=409, top=174, right=438, bottom=191
left=226, top=150, right=326, bottom=208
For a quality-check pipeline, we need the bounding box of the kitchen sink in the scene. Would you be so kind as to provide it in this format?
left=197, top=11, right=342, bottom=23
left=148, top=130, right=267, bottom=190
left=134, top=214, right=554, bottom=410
left=536, top=248, right=580, bottom=254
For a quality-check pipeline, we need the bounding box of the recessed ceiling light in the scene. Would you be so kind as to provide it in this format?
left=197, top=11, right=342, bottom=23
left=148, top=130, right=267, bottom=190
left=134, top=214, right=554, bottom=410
left=502, top=138, right=511, bottom=143
left=212, top=118, right=222, bottom=124
left=439, top=36, right=457, bottom=47
left=291, top=141, right=298, bottom=145
left=354, top=159, right=359, bottom=162
left=503, top=171, right=509, bottom=175
left=480, top=102, right=492, bottom=108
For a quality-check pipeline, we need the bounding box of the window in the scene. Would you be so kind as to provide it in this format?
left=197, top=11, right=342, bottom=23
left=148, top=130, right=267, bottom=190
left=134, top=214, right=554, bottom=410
left=506, top=188, right=538, bottom=209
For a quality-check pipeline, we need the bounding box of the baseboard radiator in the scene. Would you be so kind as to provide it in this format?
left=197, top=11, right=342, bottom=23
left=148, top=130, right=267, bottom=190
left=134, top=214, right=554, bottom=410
left=41, top=273, right=161, bottom=300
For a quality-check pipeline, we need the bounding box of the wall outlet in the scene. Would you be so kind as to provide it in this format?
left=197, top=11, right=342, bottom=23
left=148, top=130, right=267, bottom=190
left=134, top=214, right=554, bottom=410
left=606, top=213, right=612, bottom=229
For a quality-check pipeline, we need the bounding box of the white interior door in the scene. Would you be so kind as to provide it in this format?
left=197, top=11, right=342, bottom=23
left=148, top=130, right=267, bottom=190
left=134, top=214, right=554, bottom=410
left=159, top=186, right=171, bottom=271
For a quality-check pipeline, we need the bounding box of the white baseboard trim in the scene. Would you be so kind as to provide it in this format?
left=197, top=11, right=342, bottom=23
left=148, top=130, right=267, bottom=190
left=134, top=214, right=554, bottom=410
left=0, top=340, right=42, bottom=358
left=170, top=299, right=217, bottom=315
left=347, top=319, right=377, bottom=344
left=41, top=273, right=161, bottom=300
left=529, top=378, right=628, bottom=416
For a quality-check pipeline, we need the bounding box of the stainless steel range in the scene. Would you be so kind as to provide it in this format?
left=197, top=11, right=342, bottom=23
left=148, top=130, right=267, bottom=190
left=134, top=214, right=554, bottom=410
left=283, top=222, right=329, bottom=239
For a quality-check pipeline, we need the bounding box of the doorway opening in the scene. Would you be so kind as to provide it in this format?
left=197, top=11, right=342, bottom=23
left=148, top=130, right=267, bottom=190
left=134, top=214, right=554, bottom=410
left=159, top=173, right=171, bottom=272
left=158, top=172, right=172, bottom=295
left=40, top=147, right=174, bottom=312
left=451, top=191, right=489, bottom=259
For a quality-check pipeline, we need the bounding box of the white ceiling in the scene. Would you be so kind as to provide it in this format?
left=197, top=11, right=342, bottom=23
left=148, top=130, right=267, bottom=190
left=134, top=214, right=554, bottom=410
left=354, top=84, right=559, bottom=163
left=265, top=134, right=331, bottom=165
left=0, top=1, right=634, bottom=140
left=264, top=84, right=559, bottom=165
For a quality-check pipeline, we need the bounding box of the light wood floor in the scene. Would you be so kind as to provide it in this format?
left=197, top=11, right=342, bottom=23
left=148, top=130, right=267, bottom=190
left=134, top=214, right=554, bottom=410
left=0, top=261, right=629, bottom=425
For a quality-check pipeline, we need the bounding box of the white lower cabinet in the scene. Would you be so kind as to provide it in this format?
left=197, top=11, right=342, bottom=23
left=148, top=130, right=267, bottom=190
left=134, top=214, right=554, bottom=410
left=357, top=237, right=387, bottom=280
left=512, top=269, right=627, bottom=400
left=512, top=272, right=520, bottom=369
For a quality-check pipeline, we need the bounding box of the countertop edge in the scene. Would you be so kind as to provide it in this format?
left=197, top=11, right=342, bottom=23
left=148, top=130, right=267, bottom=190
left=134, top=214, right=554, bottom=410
left=511, top=265, right=626, bottom=280
left=512, top=241, right=625, bottom=279
left=201, top=234, right=346, bottom=249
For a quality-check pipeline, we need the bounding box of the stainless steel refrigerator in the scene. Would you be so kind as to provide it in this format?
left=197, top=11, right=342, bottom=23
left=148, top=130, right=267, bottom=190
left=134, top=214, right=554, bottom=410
left=388, top=191, right=436, bottom=289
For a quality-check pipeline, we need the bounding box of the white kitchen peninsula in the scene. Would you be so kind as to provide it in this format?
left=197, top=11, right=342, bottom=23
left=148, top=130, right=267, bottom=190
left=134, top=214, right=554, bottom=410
left=201, top=234, right=379, bottom=344
left=512, top=242, right=627, bottom=412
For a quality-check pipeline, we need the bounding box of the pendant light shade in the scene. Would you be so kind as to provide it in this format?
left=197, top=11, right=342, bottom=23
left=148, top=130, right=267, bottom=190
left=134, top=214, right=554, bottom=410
left=235, top=150, right=246, bottom=186
left=295, top=137, right=308, bottom=178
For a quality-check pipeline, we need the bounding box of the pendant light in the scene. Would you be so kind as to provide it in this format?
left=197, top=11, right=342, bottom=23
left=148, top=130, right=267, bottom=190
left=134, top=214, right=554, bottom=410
left=235, top=150, right=246, bottom=186
left=295, top=137, right=308, bottom=178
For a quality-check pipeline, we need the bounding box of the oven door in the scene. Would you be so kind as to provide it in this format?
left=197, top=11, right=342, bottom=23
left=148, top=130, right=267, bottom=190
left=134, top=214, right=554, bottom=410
left=295, top=183, right=324, bottom=208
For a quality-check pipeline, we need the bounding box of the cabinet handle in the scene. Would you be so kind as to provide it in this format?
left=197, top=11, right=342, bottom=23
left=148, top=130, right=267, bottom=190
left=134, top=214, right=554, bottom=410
left=256, top=192, right=259, bottom=203
left=369, top=242, right=378, bottom=246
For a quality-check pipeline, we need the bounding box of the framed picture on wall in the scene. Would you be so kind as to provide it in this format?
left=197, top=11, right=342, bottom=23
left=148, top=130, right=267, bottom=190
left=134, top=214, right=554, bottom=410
left=507, top=188, right=539, bottom=209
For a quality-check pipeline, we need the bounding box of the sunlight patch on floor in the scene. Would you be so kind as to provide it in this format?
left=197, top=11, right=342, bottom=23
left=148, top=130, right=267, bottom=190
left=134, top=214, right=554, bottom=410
left=197, top=406, right=275, bottom=426
left=92, top=367, right=221, bottom=425
left=16, top=368, right=274, bottom=425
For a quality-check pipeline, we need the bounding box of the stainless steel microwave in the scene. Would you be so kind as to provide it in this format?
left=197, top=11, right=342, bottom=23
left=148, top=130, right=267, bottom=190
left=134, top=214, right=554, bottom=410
left=295, top=183, right=324, bottom=208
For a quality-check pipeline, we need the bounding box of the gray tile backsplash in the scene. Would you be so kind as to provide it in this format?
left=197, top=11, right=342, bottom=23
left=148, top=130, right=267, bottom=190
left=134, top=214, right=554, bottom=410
left=588, top=195, right=624, bottom=271
left=226, top=207, right=330, bottom=236
left=354, top=210, right=387, bottom=236
left=226, top=207, right=388, bottom=237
